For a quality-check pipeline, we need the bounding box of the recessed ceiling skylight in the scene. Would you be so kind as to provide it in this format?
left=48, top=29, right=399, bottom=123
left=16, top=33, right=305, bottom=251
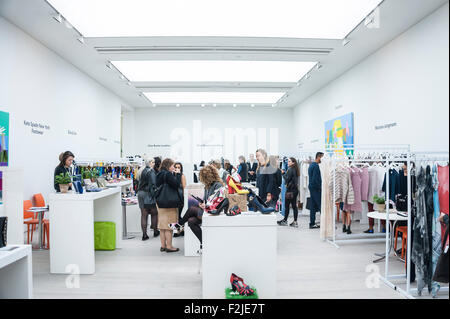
left=112, top=61, right=317, bottom=83
left=143, top=92, right=285, bottom=104
left=47, top=0, right=382, bottom=39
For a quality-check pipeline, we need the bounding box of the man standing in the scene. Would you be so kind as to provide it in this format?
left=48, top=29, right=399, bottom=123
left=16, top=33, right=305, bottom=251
left=247, top=153, right=258, bottom=183
left=308, top=152, right=324, bottom=229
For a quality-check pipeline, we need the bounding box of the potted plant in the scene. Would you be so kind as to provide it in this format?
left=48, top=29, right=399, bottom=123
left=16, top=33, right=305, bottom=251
left=373, top=195, right=386, bottom=212
left=55, top=172, right=72, bottom=193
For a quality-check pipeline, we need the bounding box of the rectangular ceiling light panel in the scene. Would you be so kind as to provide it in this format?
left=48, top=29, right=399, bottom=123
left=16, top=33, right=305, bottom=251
left=143, top=92, right=285, bottom=104
left=47, top=0, right=383, bottom=39
left=112, top=61, right=317, bottom=83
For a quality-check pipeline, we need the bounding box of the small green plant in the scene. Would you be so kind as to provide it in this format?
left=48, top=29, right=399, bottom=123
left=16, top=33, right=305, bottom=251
left=373, top=195, right=385, bottom=205
left=92, top=168, right=100, bottom=178
left=82, top=170, right=93, bottom=180
left=55, top=172, right=71, bottom=185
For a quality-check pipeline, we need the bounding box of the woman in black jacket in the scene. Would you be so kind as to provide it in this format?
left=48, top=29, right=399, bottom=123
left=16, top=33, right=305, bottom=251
left=278, top=158, right=300, bottom=227
left=54, top=151, right=74, bottom=192
left=237, top=156, right=248, bottom=182
left=169, top=165, right=223, bottom=250
left=256, top=149, right=276, bottom=204
left=156, top=158, right=182, bottom=253
left=137, top=158, right=159, bottom=241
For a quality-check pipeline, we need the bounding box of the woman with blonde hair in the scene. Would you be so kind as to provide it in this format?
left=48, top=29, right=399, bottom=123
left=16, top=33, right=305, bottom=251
left=256, top=149, right=277, bottom=206
left=169, top=165, right=223, bottom=248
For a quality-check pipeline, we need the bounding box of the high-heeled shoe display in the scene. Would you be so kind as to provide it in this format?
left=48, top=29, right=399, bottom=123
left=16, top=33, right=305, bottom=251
left=247, top=189, right=275, bottom=214
left=226, top=174, right=249, bottom=195
left=226, top=205, right=242, bottom=216
left=209, top=198, right=230, bottom=215
left=230, top=273, right=255, bottom=296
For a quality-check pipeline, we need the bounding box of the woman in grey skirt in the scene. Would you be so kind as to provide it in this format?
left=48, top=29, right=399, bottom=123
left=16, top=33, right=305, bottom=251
left=137, top=158, right=159, bottom=240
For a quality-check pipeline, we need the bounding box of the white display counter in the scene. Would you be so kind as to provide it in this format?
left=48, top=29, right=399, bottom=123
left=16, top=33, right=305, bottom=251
left=202, top=212, right=277, bottom=299
left=0, top=245, right=33, bottom=299
left=49, top=188, right=122, bottom=274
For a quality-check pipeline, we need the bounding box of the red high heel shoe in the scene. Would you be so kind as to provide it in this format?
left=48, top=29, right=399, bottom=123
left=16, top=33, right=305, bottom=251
left=230, top=273, right=254, bottom=296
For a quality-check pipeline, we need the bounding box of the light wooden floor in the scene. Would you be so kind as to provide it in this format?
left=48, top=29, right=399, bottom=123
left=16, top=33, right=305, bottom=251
left=30, top=212, right=449, bottom=299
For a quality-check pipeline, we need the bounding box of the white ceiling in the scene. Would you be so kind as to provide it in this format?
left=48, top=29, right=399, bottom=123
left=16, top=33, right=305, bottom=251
left=0, top=0, right=448, bottom=109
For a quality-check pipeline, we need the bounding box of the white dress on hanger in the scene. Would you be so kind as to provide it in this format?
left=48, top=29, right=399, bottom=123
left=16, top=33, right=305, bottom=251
left=320, top=154, right=334, bottom=240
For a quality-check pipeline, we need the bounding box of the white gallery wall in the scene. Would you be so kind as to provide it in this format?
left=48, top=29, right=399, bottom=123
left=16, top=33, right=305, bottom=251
left=0, top=16, right=123, bottom=201
left=294, top=3, right=449, bottom=152
left=123, top=106, right=295, bottom=167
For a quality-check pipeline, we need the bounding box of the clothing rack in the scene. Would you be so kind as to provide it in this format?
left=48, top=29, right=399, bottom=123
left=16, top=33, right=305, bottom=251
left=392, top=151, right=449, bottom=299
left=326, top=144, right=411, bottom=248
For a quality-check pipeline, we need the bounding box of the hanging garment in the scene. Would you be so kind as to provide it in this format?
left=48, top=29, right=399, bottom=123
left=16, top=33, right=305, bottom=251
left=382, top=169, right=400, bottom=203
left=320, top=156, right=334, bottom=240
left=344, top=167, right=363, bottom=212
left=431, top=164, right=442, bottom=297
left=360, top=166, right=370, bottom=201
left=438, top=164, right=449, bottom=242
left=368, top=166, right=381, bottom=204
left=412, top=166, right=433, bottom=296
left=299, top=162, right=310, bottom=205
left=330, top=165, right=355, bottom=205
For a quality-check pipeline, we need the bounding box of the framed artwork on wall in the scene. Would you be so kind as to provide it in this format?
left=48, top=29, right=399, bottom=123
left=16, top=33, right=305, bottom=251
left=0, top=110, right=9, bottom=202
left=325, top=112, right=354, bottom=155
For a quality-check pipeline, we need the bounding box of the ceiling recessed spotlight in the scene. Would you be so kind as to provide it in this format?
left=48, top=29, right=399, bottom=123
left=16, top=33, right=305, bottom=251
left=127, top=81, right=132, bottom=86
left=316, top=63, right=323, bottom=70
left=201, top=104, right=205, bottom=107
left=119, top=75, right=125, bottom=80
left=152, top=103, right=157, bottom=107
left=52, top=14, right=63, bottom=23
left=233, top=104, right=237, bottom=108
left=342, top=38, right=350, bottom=46
left=305, top=73, right=311, bottom=80
left=106, top=61, right=113, bottom=70
left=251, top=104, right=255, bottom=108
left=176, top=104, right=180, bottom=107
left=272, top=104, right=276, bottom=107
left=296, top=82, right=301, bottom=87
left=213, top=103, right=217, bottom=107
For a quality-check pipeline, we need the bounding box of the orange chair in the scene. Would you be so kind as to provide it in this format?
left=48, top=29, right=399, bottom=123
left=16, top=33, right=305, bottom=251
left=394, top=226, right=408, bottom=259
left=23, top=200, right=38, bottom=244
left=33, top=193, right=50, bottom=249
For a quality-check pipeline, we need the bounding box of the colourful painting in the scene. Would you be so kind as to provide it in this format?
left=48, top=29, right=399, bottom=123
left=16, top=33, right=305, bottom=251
left=0, top=110, right=9, bottom=201
left=325, top=112, right=354, bottom=155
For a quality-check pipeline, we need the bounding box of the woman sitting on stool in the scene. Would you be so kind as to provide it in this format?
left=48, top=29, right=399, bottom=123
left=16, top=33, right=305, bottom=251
left=169, top=165, right=223, bottom=250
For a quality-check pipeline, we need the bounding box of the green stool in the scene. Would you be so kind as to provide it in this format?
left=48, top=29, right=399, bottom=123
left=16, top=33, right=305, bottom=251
left=94, top=222, right=116, bottom=250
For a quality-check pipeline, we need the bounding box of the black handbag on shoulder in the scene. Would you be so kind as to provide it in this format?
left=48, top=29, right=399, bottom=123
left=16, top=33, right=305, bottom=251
left=0, top=217, right=7, bottom=248
left=155, top=172, right=182, bottom=209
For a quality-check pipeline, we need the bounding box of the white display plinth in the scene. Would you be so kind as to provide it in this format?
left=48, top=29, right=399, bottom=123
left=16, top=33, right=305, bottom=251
left=0, top=167, right=24, bottom=245
left=0, top=245, right=33, bottom=299
left=49, top=188, right=122, bottom=274
left=202, top=212, right=277, bottom=299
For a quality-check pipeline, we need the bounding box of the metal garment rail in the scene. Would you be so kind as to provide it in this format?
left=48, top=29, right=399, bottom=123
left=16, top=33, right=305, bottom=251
left=325, top=144, right=411, bottom=249
left=395, top=151, right=450, bottom=299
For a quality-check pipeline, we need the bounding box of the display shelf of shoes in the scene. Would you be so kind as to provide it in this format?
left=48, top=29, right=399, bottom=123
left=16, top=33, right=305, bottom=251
left=202, top=212, right=277, bottom=299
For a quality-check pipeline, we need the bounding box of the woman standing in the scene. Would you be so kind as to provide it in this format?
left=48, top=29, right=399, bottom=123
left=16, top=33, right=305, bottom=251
left=54, top=151, right=75, bottom=192
left=277, top=158, right=300, bottom=227
left=174, top=162, right=186, bottom=237
left=237, top=156, right=248, bottom=183
left=169, top=165, right=223, bottom=249
left=137, top=158, right=159, bottom=241
left=156, top=158, right=182, bottom=253
left=224, top=159, right=235, bottom=175
left=256, top=149, right=276, bottom=206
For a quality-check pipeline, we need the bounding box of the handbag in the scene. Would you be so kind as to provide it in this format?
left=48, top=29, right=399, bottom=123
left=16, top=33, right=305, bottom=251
left=0, top=217, right=7, bottom=248
left=396, top=194, right=408, bottom=212
left=155, top=172, right=182, bottom=209
left=433, top=226, right=449, bottom=283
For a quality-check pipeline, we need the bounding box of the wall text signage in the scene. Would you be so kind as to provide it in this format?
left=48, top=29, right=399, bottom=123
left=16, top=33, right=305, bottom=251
left=24, top=120, right=50, bottom=135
